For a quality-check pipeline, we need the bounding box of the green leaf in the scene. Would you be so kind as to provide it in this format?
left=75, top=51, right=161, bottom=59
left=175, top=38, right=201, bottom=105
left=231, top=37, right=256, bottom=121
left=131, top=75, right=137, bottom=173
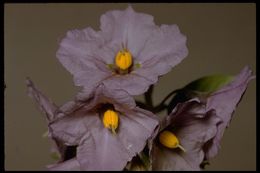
left=50, top=152, right=61, bottom=161
left=167, top=74, right=234, bottom=114
left=138, top=152, right=150, bottom=170
left=42, top=130, right=48, bottom=138
left=184, top=74, right=234, bottom=94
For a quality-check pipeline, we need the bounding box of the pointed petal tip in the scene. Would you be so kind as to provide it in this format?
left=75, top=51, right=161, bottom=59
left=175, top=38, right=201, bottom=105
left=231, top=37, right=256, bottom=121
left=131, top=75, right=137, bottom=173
left=25, top=77, right=33, bottom=86
left=241, top=65, right=254, bottom=77
left=126, top=4, right=134, bottom=11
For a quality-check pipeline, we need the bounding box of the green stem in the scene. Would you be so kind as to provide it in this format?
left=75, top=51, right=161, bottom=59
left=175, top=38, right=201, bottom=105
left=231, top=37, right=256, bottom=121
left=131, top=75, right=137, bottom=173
left=153, top=89, right=181, bottom=113
left=138, top=151, right=150, bottom=170
left=153, top=104, right=167, bottom=113
left=138, top=87, right=182, bottom=114
left=144, top=85, right=154, bottom=109
left=136, top=101, right=152, bottom=111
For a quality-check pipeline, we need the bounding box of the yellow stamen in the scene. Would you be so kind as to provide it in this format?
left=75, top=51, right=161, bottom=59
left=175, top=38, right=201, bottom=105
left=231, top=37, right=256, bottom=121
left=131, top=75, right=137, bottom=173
left=103, top=109, right=119, bottom=134
left=115, top=49, right=132, bottom=70
left=159, top=130, right=186, bottom=152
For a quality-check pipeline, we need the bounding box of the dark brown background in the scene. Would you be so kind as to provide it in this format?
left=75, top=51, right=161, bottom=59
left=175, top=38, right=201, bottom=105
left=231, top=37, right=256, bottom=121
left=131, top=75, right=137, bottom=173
left=5, top=3, right=256, bottom=170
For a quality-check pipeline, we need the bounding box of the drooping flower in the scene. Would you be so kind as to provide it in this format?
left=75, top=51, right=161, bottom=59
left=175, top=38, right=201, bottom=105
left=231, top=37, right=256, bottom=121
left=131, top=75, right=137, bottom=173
left=202, top=66, right=255, bottom=160
left=56, top=6, right=188, bottom=100
left=149, top=66, right=254, bottom=170
left=26, top=79, right=159, bottom=171
left=151, top=99, right=221, bottom=171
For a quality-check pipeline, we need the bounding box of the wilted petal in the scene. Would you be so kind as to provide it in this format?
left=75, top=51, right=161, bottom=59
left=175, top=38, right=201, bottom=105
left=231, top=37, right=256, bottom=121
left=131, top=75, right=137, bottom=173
left=152, top=100, right=221, bottom=171
left=159, top=98, right=205, bottom=130
left=26, top=78, right=58, bottom=122
left=204, top=66, right=255, bottom=159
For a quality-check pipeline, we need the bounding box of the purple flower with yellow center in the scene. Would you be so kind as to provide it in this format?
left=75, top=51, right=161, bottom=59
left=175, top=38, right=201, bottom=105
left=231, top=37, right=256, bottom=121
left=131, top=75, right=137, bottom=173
left=150, top=99, right=221, bottom=171
left=26, top=79, right=159, bottom=171
left=149, top=66, right=254, bottom=170
left=56, top=6, right=188, bottom=100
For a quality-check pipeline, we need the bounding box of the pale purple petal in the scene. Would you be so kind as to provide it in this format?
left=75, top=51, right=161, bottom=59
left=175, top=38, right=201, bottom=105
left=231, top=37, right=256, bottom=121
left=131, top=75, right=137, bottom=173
left=102, top=73, right=153, bottom=96
left=76, top=84, right=136, bottom=111
left=57, top=27, right=104, bottom=73
left=100, top=6, right=157, bottom=57
left=204, top=66, right=254, bottom=159
left=56, top=27, right=112, bottom=97
left=134, top=24, right=188, bottom=83
left=47, top=158, right=81, bottom=171
left=26, top=78, right=58, bottom=122
left=73, top=67, right=111, bottom=97
left=57, top=100, right=87, bottom=117
left=100, top=7, right=188, bottom=95
left=49, top=103, right=159, bottom=170
left=76, top=107, right=158, bottom=170
left=56, top=6, right=188, bottom=97
left=49, top=111, right=98, bottom=146
left=152, top=100, right=221, bottom=171
left=26, top=78, right=70, bottom=161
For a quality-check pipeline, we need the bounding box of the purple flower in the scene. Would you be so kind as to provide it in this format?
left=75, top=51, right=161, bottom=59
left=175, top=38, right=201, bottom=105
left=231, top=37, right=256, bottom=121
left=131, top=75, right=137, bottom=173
left=151, top=99, right=221, bottom=170
left=26, top=79, right=159, bottom=171
left=150, top=66, right=254, bottom=170
left=56, top=6, right=188, bottom=100
left=203, top=66, right=254, bottom=160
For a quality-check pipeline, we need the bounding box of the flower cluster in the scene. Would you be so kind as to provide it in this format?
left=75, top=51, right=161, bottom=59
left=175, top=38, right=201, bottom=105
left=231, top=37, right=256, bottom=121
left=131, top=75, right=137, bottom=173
left=27, top=6, right=254, bottom=171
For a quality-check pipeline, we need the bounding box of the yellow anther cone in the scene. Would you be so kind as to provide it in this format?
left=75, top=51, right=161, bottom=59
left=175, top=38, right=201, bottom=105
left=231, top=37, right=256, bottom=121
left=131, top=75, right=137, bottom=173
left=103, top=109, right=119, bottom=134
left=159, top=130, right=186, bottom=152
left=115, top=50, right=132, bottom=70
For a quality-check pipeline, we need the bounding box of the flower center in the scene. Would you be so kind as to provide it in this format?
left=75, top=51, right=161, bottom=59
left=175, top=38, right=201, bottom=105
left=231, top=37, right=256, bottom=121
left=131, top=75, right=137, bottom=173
left=115, top=49, right=132, bottom=71
left=159, top=130, right=186, bottom=152
left=103, top=109, right=119, bottom=134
